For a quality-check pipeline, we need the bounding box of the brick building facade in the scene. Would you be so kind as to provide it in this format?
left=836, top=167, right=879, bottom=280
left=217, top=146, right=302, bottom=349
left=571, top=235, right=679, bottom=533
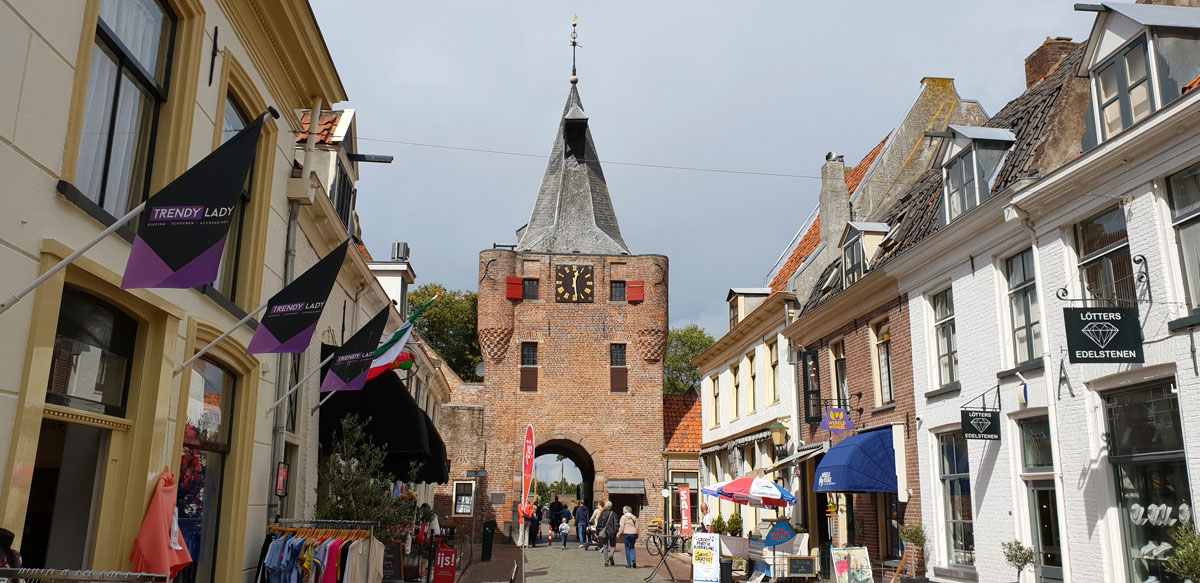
left=434, top=82, right=668, bottom=542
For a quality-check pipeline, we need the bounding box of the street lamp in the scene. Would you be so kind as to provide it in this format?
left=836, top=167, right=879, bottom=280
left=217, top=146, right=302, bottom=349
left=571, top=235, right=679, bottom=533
left=769, top=420, right=788, bottom=459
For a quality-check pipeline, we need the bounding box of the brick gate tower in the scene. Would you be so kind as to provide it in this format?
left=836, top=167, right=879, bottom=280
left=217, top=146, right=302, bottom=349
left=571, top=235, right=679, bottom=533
left=438, top=79, right=668, bottom=540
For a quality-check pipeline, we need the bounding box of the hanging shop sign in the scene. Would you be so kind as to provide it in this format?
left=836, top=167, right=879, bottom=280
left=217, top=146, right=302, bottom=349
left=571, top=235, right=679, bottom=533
left=763, top=521, right=797, bottom=548
left=819, top=408, right=855, bottom=435
left=961, top=409, right=1001, bottom=441
left=1063, top=307, right=1144, bottom=364
left=692, top=533, right=721, bottom=583
left=961, top=385, right=1002, bottom=441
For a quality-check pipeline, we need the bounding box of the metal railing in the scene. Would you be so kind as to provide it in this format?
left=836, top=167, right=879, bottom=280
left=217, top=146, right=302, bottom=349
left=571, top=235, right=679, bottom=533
left=0, top=568, right=167, bottom=582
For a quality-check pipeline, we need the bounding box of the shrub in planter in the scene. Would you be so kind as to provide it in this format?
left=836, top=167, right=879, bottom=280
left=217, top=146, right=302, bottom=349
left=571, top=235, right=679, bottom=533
left=712, top=514, right=726, bottom=536
left=899, top=523, right=926, bottom=577
left=1167, top=524, right=1200, bottom=582
left=1000, top=540, right=1036, bottom=582
left=726, top=513, right=744, bottom=537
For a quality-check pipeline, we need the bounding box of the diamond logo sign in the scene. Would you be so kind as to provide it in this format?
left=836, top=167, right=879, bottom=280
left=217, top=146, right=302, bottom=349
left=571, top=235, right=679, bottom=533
left=962, top=410, right=1000, bottom=440
left=970, top=416, right=992, bottom=434
left=1081, top=321, right=1119, bottom=348
left=1064, top=307, right=1144, bottom=364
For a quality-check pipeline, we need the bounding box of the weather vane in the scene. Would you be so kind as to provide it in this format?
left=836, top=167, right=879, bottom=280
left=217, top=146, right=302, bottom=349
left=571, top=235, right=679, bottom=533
left=570, top=14, right=580, bottom=84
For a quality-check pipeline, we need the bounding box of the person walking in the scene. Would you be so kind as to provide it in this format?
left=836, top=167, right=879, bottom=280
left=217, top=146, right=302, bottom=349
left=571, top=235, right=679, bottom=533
left=519, top=501, right=536, bottom=548
left=600, top=501, right=620, bottom=567
left=540, top=504, right=550, bottom=543
left=548, top=496, right=563, bottom=543
left=559, top=518, right=570, bottom=550
left=586, top=502, right=603, bottom=550
left=574, top=502, right=590, bottom=548
left=619, top=506, right=639, bottom=568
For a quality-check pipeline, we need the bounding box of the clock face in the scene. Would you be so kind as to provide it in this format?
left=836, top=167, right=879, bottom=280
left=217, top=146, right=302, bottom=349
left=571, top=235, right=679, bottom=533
left=555, top=264, right=594, bottom=303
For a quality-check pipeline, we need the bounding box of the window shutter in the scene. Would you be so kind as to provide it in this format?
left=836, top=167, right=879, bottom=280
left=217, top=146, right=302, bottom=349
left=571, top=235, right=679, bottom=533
left=506, top=277, right=523, bottom=299
left=520, top=367, right=538, bottom=391
left=610, top=367, right=628, bottom=392
left=627, top=280, right=645, bottom=303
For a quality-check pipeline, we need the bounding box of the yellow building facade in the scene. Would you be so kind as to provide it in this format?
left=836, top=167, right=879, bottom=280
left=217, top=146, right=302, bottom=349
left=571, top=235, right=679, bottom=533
left=0, top=1, right=396, bottom=581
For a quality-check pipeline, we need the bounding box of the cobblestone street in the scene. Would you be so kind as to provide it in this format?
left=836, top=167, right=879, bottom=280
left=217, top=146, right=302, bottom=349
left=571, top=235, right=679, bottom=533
left=521, top=535, right=694, bottom=583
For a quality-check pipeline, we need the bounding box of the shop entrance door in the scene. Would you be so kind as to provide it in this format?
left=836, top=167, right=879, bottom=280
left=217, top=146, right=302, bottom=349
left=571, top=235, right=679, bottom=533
left=21, top=419, right=107, bottom=569
left=1027, top=481, right=1063, bottom=583
left=816, top=492, right=832, bottom=579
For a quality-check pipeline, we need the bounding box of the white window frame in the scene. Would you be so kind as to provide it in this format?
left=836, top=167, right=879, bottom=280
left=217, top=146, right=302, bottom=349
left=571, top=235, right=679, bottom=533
left=746, top=351, right=757, bottom=414
left=1091, top=34, right=1155, bottom=142
left=1005, top=248, right=1042, bottom=366
left=767, top=341, right=779, bottom=405
left=830, top=339, right=848, bottom=407
left=710, top=375, right=720, bottom=428
left=932, top=289, right=958, bottom=388
left=730, top=364, right=740, bottom=420
left=872, top=319, right=894, bottom=406
left=843, top=233, right=864, bottom=286
left=1166, top=163, right=1200, bottom=314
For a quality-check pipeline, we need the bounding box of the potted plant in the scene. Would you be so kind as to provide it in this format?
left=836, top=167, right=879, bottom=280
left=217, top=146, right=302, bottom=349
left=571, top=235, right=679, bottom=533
left=712, top=514, right=727, bottom=536
left=727, top=513, right=744, bottom=537
left=898, top=523, right=926, bottom=581
left=1167, top=524, right=1200, bottom=582
left=1000, top=540, right=1036, bottom=583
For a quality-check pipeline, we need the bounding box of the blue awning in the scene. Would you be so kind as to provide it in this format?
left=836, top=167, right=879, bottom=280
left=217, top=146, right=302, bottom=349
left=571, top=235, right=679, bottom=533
left=813, top=428, right=897, bottom=493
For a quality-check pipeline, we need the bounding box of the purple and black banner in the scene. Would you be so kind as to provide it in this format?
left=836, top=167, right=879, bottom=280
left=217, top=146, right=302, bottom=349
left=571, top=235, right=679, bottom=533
left=247, top=240, right=349, bottom=354
left=320, top=307, right=390, bottom=393
left=120, top=117, right=263, bottom=289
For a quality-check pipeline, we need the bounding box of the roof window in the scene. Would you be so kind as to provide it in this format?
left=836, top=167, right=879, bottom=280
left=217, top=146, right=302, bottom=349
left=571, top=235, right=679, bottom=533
left=940, top=126, right=1014, bottom=225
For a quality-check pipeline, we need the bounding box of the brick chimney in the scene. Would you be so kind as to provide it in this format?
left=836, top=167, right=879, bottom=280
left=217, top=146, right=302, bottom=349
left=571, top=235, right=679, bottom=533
left=1025, top=37, right=1080, bottom=89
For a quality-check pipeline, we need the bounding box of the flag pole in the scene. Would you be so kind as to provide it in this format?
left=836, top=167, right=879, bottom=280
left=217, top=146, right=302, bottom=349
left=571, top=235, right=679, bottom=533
left=0, top=200, right=147, bottom=316
left=263, top=350, right=338, bottom=417
left=309, top=387, right=338, bottom=415
left=174, top=300, right=270, bottom=375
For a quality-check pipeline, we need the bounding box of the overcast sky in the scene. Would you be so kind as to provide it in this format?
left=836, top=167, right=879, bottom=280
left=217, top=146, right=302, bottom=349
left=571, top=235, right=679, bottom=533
left=310, top=1, right=1094, bottom=336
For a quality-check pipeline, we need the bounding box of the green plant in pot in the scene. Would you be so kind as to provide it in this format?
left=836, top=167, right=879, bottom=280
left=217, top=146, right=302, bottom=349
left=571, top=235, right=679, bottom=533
left=727, top=513, right=744, bottom=537
left=712, top=514, right=726, bottom=536
left=1001, top=540, right=1036, bottom=583
left=899, top=523, right=926, bottom=578
left=1167, top=524, right=1200, bottom=582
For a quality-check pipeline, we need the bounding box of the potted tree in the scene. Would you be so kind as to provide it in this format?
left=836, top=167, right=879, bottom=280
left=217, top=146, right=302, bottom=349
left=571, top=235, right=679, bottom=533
left=1167, top=524, right=1200, bottom=582
left=897, top=523, right=926, bottom=582
left=1000, top=540, right=1036, bottom=583
left=726, top=513, right=744, bottom=538
left=712, top=514, right=727, bottom=536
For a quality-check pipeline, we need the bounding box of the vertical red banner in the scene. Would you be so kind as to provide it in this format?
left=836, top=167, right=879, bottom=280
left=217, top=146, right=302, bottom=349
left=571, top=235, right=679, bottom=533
left=679, top=485, right=693, bottom=535
left=433, top=546, right=458, bottom=583
left=521, top=424, right=535, bottom=504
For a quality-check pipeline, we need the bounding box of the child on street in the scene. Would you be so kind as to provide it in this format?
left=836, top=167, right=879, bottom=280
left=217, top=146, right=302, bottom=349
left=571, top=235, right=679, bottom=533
left=559, top=518, right=570, bottom=549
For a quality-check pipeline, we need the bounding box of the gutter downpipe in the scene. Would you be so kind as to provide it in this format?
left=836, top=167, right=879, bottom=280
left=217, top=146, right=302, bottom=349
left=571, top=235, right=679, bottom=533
left=269, top=96, right=322, bottom=520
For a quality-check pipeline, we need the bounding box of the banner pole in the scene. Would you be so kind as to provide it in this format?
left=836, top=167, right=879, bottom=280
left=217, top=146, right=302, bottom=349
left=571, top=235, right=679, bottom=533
left=174, top=301, right=270, bottom=375
left=263, top=350, right=337, bottom=417
left=0, top=201, right=147, bottom=316
left=309, top=387, right=338, bottom=415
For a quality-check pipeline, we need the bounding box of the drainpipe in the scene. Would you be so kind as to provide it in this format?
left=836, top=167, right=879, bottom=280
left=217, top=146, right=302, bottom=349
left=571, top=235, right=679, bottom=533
left=269, top=96, right=320, bottom=520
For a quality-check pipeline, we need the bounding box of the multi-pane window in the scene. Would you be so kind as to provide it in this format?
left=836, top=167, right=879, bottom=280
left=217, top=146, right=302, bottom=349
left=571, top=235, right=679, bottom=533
left=710, top=375, right=720, bottom=427
left=75, top=0, right=175, bottom=218
left=729, top=298, right=738, bottom=329
left=746, top=352, right=756, bottom=413
left=610, top=343, right=627, bottom=367
left=831, top=341, right=848, bottom=406
left=1168, top=162, right=1200, bottom=314
left=1020, top=417, right=1054, bottom=472
left=767, top=342, right=779, bottom=404
left=330, top=162, right=355, bottom=230
left=214, top=97, right=253, bottom=299
left=933, top=289, right=958, bottom=388
left=47, top=288, right=137, bottom=418
left=1007, top=249, right=1042, bottom=364
left=523, top=279, right=539, bottom=300
left=520, top=342, right=537, bottom=366
left=843, top=234, right=864, bottom=285
left=731, top=364, right=740, bottom=419
left=611, top=280, right=626, bottom=302
left=177, top=359, right=236, bottom=583
left=1075, top=206, right=1135, bottom=306
left=875, top=320, right=894, bottom=405
left=801, top=350, right=822, bottom=423
left=1095, top=37, right=1153, bottom=140
left=453, top=482, right=475, bottom=516
left=939, top=432, right=974, bottom=567
left=943, top=142, right=1007, bottom=223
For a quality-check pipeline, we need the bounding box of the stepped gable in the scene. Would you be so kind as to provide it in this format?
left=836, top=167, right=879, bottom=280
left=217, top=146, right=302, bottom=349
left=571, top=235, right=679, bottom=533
left=515, top=85, right=631, bottom=255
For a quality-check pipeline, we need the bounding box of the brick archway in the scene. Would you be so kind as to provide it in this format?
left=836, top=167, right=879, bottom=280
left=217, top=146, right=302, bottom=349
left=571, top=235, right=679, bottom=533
left=534, top=438, right=598, bottom=506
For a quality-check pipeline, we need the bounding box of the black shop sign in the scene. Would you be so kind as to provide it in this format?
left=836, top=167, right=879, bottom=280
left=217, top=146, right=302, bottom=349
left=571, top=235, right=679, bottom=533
left=1063, top=307, right=1144, bottom=364
left=961, top=410, right=1001, bottom=441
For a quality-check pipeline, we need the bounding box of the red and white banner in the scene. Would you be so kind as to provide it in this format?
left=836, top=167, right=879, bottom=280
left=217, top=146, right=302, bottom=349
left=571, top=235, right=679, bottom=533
left=521, top=424, right=535, bottom=503
left=679, top=485, right=693, bottom=535
left=433, top=546, right=457, bottom=583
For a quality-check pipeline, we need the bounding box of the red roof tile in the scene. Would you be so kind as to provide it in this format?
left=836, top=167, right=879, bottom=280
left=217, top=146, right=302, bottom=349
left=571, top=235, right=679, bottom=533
left=296, top=110, right=342, bottom=146
left=664, top=392, right=702, bottom=453
left=356, top=242, right=373, bottom=261
left=1185, top=73, right=1200, bottom=95
left=845, top=135, right=889, bottom=195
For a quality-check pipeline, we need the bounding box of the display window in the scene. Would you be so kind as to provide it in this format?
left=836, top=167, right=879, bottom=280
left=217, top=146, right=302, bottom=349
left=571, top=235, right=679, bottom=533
left=1105, top=381, right=1191, bottom=583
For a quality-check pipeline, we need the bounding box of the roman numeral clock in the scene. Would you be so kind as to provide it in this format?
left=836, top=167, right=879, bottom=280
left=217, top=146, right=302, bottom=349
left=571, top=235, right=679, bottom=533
left=555, top=264, right=594, bottom=303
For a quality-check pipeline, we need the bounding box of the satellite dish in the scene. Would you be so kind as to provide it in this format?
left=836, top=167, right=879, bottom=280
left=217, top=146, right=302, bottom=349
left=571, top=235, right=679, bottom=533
left=475, top=362, right=485, bottom=379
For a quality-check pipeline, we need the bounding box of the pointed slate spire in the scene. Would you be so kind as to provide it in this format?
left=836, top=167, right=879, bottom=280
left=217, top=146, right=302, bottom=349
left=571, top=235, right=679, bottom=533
left=516, top=85, right=631, bottom=255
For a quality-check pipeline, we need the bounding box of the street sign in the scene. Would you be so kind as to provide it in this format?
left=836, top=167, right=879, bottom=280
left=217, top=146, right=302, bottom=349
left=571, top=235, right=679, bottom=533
left=961, top=409, right=1001, bottom=440
left=1063, top=307, right=1144, bottom=363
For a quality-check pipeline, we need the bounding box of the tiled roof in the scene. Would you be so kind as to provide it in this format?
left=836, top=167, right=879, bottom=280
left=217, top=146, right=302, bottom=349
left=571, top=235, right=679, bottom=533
left=1184, top=73, right=1200, bottom=95
left=664, top=391, right=702, bottom=453
left=356, top=241, right=373, bottom=261
left=296, top=110, right=343, bottom=146
left=845, top=135, right=889, bottom=196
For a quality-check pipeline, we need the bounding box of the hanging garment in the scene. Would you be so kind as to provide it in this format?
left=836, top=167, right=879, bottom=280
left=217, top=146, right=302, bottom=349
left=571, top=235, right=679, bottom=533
left=321, top=539, right=345, bottom=583
left=367, top=539, right=385, bottom=583
left=130, top=470, right=193, bottom=577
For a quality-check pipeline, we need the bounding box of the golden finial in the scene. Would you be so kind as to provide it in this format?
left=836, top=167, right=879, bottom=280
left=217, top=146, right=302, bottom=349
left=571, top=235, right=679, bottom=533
left=570, top=14, right=580, bottom=84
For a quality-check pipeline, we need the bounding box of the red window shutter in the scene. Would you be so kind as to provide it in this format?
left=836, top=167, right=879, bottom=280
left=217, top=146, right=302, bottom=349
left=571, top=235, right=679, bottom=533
left=627, top=280, right=645, bottom=303
left=610, top=367, right=628, bottom=392
left=520, top=367, right=538, bottom=391
left=506, top=277, right=523, bottom=299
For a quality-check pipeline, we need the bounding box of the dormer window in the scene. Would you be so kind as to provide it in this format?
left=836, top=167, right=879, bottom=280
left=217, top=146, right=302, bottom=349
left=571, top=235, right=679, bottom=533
left=843, top=233, right=864, bottom=285
left=838, top=222, right=889, bottom=287
left=1095, top=37, right=1152, bottom=139
left=940, top=126, right=1014, bottom=224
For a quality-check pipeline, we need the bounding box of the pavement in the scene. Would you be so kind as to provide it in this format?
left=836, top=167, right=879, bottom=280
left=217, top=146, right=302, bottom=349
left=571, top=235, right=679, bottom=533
left=520, top=533, right=697, bottom=583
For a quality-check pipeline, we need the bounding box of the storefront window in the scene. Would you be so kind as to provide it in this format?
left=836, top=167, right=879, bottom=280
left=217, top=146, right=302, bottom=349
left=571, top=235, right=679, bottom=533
left=46, top=288, right=137, bottom=417
left=1106, top=382, right=1190, bottom=583
left=671, top=471, right=700, bottom=527
left=177, top=359, right=236, bottom=583
left=939, top=431, right=974, bottom=567
left=1020, top=417, right=1054, bottom=472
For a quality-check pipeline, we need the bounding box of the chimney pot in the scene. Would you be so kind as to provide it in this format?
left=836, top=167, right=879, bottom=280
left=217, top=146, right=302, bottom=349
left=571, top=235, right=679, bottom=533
left=1025, top=36, right=1081, bottom=89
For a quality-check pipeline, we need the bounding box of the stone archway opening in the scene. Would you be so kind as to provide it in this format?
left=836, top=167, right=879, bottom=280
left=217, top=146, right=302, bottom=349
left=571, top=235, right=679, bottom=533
left=534, top=439, right=596, bottom=507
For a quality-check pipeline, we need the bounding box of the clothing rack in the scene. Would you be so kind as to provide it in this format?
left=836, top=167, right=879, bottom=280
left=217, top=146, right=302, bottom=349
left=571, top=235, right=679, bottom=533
left=266, top=519, right=381, bottom=583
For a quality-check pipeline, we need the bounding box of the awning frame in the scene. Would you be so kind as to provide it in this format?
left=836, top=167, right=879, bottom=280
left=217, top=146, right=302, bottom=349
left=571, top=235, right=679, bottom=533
left=765, top=441, right=829, bottom=473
